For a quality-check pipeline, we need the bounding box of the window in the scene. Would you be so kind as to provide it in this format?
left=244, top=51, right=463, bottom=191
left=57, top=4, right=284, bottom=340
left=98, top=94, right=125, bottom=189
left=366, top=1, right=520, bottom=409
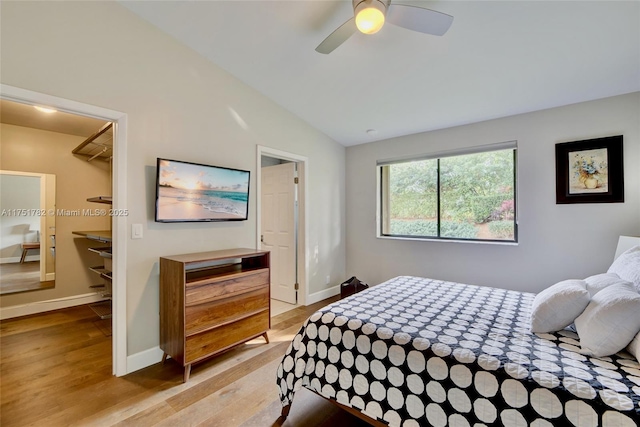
left=379, top=142, right=517, bottom=242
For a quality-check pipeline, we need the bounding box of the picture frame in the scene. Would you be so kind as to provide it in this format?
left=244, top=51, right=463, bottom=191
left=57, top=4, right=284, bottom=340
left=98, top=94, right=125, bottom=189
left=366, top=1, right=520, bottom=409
left=555, top=135, right=623, bottom=204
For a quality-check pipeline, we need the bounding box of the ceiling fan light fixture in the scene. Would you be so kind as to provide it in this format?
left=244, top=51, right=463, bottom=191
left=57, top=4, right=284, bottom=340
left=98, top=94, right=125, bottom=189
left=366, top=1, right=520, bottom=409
left=354, top=0, right=386, bottom=35
left=316, top=0, right=452, bottom=54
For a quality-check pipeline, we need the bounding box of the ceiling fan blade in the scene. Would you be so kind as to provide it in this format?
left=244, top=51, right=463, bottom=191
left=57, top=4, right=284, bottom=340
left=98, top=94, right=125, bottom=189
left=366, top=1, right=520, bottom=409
left=316, top=18, right=357, bottom=54
left=387, top=4, right=453, bottom=36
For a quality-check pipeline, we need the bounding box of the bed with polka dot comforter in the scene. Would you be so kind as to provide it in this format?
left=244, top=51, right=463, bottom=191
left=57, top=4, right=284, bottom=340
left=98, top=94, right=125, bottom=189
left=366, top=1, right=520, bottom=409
left=277, top=276, right=640, bottom=426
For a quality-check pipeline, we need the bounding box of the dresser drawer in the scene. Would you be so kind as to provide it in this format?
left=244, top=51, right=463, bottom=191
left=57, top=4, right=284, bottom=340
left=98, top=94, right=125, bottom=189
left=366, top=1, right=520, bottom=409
left=185, top=310, right=269, bottom=363
left=186, top=286, right=269, bottom=336
left=186, top=269, right=269, bottom=305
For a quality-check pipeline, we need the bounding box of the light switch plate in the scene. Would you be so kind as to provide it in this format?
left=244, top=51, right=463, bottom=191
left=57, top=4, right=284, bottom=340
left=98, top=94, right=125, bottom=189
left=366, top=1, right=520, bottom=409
left=132, top=223, right=143, bottom=239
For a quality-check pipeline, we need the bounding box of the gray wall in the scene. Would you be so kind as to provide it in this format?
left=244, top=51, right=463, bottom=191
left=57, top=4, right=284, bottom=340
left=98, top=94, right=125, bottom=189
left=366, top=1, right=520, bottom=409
left=346, top=93, right=640, bottom=293
left=1, top=1, right=346, bottom=356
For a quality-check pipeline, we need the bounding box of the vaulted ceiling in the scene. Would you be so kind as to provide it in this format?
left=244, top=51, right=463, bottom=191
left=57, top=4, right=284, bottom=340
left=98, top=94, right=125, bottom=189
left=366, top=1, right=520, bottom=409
left=120, top=1, right=638, bottom=146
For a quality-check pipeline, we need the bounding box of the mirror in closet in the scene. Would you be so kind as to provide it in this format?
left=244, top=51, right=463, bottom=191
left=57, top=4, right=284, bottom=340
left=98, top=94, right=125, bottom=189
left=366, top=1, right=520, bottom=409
left=0, top=171, right=57, bottom=294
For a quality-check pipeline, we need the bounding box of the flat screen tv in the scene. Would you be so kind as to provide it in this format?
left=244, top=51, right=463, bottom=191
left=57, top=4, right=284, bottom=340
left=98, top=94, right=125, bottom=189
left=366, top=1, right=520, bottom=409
left=155, top=158, right=250, bottom=222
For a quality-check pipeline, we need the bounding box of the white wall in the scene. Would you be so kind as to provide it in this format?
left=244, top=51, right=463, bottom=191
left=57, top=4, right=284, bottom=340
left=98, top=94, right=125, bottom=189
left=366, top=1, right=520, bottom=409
left=0, top=2, right=345, bottom=355
left=346, top=93, right=640, bottom=293
left=0, top=174, right=40, bottom=261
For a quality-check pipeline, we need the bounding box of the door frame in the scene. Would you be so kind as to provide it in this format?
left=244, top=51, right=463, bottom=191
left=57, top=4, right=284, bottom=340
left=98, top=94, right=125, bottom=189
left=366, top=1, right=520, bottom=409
left=256, top=146, right=308, bottom=306
left=0, top=84, right=128, bottom=377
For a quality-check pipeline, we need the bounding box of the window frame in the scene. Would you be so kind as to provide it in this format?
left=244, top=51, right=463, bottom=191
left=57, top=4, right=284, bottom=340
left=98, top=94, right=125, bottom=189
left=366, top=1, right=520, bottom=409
left=377, top=142, right=518, bottom=244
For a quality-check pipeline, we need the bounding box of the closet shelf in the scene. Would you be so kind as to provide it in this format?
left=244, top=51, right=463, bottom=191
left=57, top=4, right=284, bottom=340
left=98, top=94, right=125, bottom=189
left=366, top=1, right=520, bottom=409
left=89, top=266, right=112, bottom=281
left=88, top=247, right=112, bottom=258
left=72, top=230, right=112, bottom=243
left=72, top=122, right=113, bottom=162
left=87, top=196, right=112, bottom=204
left=89, top=301, right=112, bottom=319
left=74, top=132, right=114, bottom=322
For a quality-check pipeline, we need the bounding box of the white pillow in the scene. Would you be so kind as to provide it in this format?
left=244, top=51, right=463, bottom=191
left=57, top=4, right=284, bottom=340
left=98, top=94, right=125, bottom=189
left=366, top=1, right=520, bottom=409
left=530, top=279, right=590, bottom=333
left=584, top=272, right=630, bottom=297
left=574, top=282, right=640, bottom=357
left=627, top=331, right=640, bottom=364
left=608, top=245, right=640, bottom=292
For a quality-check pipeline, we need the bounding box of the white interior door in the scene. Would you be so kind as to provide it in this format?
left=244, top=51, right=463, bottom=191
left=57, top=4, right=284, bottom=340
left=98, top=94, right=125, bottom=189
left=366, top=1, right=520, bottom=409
left=261, top=162, right=296, bottom=304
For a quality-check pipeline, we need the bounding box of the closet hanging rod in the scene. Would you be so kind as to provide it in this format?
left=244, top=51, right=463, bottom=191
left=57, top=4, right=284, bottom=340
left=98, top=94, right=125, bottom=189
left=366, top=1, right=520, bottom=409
left=88, top=147, right=108, bottom=162
left=72, top=122, right=113, bottom=158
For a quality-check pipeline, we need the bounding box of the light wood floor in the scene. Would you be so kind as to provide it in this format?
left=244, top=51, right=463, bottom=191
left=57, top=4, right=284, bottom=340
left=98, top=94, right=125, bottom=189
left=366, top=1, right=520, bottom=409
left=0, top=297, right=372, bottom=427
left=0, top=261, right=54, bottom=295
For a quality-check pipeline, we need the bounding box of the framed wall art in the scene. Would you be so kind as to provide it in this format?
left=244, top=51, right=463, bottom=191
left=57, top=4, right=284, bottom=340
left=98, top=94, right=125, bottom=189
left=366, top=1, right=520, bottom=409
left=555, top=135, right=624, bottom=204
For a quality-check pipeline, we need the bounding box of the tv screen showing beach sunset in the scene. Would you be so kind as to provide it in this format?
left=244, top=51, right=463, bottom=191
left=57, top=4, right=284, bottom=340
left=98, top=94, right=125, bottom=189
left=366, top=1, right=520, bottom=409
left=155, top=159, right=250, bottom=222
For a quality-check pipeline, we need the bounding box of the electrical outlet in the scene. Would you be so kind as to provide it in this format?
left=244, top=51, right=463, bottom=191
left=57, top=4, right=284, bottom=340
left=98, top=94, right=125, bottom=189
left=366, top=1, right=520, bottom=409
left=326, top=275, right=330, bottom=285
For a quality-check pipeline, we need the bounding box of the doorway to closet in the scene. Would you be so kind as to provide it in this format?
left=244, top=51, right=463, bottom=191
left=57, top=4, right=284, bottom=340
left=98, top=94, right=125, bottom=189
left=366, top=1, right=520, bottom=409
left=0, top=84, right=128, bottom=376
left=0, top=96, right=114, bottom=344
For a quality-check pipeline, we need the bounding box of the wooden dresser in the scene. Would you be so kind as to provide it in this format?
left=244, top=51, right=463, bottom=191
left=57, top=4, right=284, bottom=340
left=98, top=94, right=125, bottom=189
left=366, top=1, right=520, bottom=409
left=159, top=248, right=270, bottom=382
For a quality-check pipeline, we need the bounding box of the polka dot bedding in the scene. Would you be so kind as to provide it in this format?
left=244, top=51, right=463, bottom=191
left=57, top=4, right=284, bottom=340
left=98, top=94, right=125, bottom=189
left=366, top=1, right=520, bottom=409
left=276, top=276, right=640, bottom=426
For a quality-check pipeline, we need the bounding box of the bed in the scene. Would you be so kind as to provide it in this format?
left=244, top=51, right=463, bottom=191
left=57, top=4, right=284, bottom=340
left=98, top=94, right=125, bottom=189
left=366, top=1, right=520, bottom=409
left=276, top=276, right=640, bottom=426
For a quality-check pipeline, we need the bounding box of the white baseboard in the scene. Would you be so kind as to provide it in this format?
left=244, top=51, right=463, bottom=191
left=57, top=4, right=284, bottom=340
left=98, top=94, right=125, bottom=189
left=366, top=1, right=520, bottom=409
left=306, top=285, right=340, bottom=305
left=0, top=256, right=40, bottom=264
left=127, top=346, right=164, bottom=374
left=0, top=292, right=105, bottom=320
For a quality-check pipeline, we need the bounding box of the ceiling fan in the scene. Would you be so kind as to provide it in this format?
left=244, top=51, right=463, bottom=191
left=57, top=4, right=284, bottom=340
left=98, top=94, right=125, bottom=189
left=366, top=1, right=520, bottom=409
left=316, top=0, right=454, bottom=54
